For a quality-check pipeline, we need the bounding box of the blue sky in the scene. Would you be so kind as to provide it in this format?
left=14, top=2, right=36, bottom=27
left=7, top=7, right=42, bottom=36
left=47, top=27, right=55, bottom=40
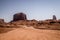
left=0, top=0, right=60, bottom=22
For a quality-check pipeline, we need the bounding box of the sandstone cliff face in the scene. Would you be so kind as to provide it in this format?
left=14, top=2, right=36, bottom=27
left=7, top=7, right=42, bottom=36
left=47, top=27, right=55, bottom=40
left=13, top=12, right=27, bottom=21
left=53, top=15, right=57, bottom=20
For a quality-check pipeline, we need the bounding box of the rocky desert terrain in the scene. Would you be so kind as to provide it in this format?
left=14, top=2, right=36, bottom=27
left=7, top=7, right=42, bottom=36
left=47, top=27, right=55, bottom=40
left=0, top=12, right=60, bottom=40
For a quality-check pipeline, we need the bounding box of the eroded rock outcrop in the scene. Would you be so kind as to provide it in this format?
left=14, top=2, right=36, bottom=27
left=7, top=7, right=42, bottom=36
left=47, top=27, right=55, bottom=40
left=53, top=15, right=57, bottom=20
left=0, top=19, right=4, bottom=24
left=13, top=12, right=27, bottom=21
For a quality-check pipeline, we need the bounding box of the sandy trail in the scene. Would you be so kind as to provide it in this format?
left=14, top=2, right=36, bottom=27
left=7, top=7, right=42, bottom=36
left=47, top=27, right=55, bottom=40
left=0, top=28, right=60, bottom=40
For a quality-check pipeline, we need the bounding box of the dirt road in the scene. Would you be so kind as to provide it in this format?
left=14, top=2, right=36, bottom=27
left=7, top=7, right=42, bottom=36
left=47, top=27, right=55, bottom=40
left=0, top=28, right=60, bottom=40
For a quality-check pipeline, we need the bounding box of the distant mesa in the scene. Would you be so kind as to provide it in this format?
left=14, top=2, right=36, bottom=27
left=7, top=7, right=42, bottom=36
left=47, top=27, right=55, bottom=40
left=13, top=12, right=27, bottom=21
left=0, top=13, right=60, bottom=30
left=0, top=19, right=4, bottom=24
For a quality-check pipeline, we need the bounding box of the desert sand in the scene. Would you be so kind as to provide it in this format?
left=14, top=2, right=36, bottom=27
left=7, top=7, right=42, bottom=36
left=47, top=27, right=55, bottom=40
left=0, top=26, right=60, bottom=40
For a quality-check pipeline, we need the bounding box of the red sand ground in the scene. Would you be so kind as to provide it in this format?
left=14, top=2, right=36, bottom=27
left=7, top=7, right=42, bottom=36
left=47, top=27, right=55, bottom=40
left=0, top=27, right=60, bottom=40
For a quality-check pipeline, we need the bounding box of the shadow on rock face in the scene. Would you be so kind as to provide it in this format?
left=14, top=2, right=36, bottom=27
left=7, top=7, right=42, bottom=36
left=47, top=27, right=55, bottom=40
left=13, top=12, right=27, bottom=21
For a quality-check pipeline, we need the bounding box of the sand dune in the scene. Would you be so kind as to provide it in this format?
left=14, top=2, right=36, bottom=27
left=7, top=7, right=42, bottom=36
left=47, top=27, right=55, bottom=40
left=0, top=27, right=60, bottom=40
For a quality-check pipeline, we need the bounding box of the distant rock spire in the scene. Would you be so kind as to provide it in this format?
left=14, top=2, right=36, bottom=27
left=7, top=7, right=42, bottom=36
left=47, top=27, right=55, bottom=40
left=53, top=15, right=57, bottom=20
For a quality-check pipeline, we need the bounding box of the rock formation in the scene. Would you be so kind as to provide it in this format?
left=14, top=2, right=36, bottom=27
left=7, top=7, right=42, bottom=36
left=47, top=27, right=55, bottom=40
left=53, top=15, right=57, bottom=20
left=13, top=12, right=27, bottom=21
left=0, top=19, right=4, bottom=24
